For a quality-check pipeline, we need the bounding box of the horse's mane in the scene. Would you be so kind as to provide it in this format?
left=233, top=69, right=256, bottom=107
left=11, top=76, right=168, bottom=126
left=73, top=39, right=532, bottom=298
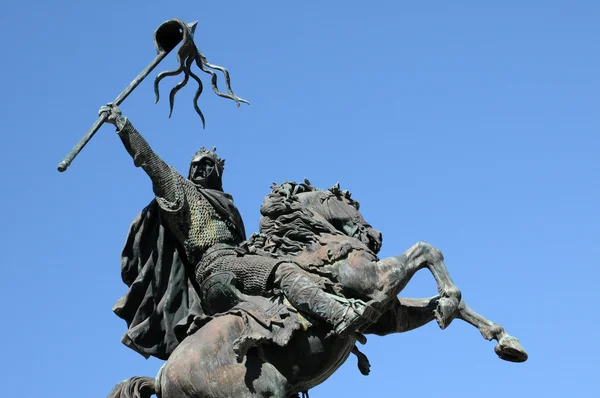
left=251, top=179, right=359, bottom=255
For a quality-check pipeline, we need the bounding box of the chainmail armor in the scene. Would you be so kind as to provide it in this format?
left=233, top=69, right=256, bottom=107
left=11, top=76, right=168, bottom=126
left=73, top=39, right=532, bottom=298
left=176, top=182, right=238, bottom=264
left=118, top=119, right=279, bottom=293
left=196, top=244, right=283, bottom=295
left=118, top=119, right=184, bottom=208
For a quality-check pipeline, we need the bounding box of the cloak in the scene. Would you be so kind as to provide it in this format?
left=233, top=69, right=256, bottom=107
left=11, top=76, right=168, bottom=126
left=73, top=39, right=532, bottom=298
left=112, top=199, right=205, bottom=360
left=112, top=188, right=246, bottom=360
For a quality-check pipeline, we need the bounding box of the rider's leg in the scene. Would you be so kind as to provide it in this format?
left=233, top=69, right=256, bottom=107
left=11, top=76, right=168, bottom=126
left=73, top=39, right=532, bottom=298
left=272, top=262, right=379, bottom=336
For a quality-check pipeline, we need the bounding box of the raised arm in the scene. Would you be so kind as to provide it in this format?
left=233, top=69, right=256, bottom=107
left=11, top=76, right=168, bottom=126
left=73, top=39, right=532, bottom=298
left=99, top=104, right=184, bottom=207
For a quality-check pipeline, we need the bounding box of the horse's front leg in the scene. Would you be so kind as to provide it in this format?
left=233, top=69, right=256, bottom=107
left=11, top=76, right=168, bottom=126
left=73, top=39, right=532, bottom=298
left=364, top=297, right=528, bottom=363
left=335, top=241, right=461, bottom=329
left=387, top=241, right=462, bottom=329
left=458, top=301, right=528, bottom=362
left=364, top=296, right=439, bottom=336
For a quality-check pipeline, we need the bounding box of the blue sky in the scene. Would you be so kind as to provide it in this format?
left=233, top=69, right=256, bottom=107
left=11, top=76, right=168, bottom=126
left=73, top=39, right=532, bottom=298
left=1, top=1, right=598, bottom=397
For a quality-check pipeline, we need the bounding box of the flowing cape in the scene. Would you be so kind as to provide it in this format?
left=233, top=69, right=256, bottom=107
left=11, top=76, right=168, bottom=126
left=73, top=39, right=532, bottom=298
left=112, top=200, right=206, bottom=360
left=111, top=189, right=301, bottom=362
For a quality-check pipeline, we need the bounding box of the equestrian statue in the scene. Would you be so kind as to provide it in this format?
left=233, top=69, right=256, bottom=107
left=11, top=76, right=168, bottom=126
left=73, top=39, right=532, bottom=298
left=57, top=18, right=528, bottom=398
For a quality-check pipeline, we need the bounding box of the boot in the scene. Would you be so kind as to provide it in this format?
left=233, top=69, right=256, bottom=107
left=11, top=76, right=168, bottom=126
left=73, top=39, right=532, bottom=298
left=274, top=263, right=379, bottom=337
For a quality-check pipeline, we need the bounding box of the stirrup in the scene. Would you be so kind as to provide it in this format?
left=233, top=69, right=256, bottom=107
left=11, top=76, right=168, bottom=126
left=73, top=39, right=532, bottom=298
left=333, top=298, right=380, bottom=336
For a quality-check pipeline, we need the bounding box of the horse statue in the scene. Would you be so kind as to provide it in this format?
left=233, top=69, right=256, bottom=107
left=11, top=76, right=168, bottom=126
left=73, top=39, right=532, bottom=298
left=108, top=179, right=527, bottom=398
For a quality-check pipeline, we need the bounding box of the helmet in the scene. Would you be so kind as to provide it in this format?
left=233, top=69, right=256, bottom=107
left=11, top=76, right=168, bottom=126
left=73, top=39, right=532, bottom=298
left=188, top=146, right=225, bottom=190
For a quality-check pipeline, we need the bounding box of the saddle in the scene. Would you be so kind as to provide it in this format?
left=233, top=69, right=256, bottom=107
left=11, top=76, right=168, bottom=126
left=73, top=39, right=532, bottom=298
left=199, top=271, right=371, bottom=376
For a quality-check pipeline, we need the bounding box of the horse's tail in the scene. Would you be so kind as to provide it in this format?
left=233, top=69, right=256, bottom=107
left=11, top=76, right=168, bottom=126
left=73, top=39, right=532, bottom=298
left=108, top=376, right=157, bottom=398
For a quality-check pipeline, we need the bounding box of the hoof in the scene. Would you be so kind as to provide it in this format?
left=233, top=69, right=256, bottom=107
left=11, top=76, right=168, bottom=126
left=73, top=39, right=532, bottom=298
left=495, top=335, right=528, bottom=363
left=354, top=348, right=371, bottom=376
left=434, top=297, right=459, bottom=330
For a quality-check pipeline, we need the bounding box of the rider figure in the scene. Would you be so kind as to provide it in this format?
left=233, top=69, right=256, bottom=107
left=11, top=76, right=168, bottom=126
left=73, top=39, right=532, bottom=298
left=100, top=103, right=377, bottom=337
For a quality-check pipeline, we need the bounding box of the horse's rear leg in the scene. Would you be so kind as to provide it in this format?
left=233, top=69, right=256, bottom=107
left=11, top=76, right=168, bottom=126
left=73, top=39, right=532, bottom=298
left=160, top=356, right=289, bottom=398
left=159, top=315, right=290, bottom=398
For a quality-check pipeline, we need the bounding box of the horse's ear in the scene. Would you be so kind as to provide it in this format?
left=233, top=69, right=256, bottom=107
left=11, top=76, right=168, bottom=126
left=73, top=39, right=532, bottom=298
left=329, top=182, right=341, bottom=195
left=300, top=179, right=315, bottom=192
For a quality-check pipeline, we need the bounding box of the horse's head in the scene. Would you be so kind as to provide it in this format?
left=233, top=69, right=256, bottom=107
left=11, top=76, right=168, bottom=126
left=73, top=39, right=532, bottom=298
left=296, top=183, right=383, bottom=254
left=258, top=180, right=382, bottom=255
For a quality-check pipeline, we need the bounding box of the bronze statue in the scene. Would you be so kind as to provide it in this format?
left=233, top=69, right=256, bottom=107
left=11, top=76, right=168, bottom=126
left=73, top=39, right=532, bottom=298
left=58, top=18, right=528, bottom=398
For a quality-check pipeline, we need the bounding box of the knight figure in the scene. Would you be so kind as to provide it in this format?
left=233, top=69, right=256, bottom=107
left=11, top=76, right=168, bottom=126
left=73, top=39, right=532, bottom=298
left=100, top=103, right=377, bottom=358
